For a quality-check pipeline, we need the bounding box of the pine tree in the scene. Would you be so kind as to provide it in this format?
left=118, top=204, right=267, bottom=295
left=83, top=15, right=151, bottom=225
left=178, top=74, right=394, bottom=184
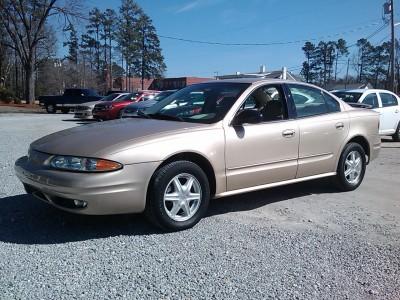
left=87, top=8, right=103, bottom=72
left=117, top=0, right=143, bottom=90
left=132, top=12, right=166, bottom=89
left=63, top=23, right=79, bottom=65
left=301, top=42, right=316, bottom=83
left=101, top=9, right=117, bottom=89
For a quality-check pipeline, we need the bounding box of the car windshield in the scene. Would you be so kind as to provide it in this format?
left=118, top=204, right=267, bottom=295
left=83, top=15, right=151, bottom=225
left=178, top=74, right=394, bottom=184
left=116, top=93, right=139, bottom=101
left=143, top=82, right=250, bottom=124
left=332, top=92, right=362, bottom=103
left=101, top=93, right=122, bottom=102
left=152, top=91, right=177, bottom=102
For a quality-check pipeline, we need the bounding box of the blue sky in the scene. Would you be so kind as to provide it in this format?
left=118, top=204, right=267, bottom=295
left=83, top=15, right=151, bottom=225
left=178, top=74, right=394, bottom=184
left=64, top=0, right=393, bottom=78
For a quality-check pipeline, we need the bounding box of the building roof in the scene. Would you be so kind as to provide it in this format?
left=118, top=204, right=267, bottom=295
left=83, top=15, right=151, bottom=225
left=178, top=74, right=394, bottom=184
left=217, top=70, right=302, bottom=81
left=327, top=82, right=373, bottom=91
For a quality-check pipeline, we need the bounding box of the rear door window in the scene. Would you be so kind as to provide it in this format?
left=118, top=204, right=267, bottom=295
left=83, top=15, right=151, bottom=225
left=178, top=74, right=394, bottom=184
left=287, top=85, right=328, bottom=118
left=323, top=92, right=341, bottom=112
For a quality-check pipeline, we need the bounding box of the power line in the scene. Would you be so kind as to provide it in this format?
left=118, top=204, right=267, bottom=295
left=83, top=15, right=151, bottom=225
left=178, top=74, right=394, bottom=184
left=159, top=22, right=385, bottom=47
left=347, top=23, right=389, bottom=48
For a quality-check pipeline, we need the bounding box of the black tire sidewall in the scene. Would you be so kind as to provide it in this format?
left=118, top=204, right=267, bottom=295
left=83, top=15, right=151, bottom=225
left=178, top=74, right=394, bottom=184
left=46, top=105, right=56, bottom=113
left=393, top=122, right=400, bottom=142
left=337, top=142, right=366, bottom=191
left=147, top=161, right=210, bottom=231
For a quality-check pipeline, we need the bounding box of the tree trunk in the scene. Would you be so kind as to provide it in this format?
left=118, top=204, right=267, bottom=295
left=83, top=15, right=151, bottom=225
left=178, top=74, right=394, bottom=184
left=24, top=60, right=35, bottom=104
left=141, top=26, right=145, bottom=90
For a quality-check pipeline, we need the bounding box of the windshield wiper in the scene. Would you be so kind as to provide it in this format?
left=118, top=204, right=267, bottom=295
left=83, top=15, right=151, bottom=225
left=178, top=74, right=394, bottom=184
left=148, top=113, right=184, bottom=122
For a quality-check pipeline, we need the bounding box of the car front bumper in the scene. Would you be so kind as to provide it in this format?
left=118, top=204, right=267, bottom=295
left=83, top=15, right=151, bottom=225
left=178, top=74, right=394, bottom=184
left=14, top=156, right=159, bottom=215
left=93, top=110, right=113, bottom=120
left=74, top=109, right=93, bottom=119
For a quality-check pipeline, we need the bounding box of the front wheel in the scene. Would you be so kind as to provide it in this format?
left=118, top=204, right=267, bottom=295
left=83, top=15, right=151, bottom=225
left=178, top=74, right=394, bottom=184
left=334, top=142, right=366, bottom=191
left=392, top=122, right=400, bottom=142
left=146, top=161, right=210, bottom=231
left=46, top=104, right=56, bottom=114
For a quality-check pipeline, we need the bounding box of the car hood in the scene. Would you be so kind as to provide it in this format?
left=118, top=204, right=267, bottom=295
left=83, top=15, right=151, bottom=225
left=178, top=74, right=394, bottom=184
left=30, top=118, right=208, bottom=158
left=78, top=100, right=102, bottom=107
left=125, top=100, right=156, bottom=110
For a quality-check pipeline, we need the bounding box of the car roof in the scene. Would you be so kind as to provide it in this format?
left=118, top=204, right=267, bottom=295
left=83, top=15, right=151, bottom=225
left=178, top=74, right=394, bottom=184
left=333, top=89, right=394, bottom=94
left=205, top=78, right=302, bottom=85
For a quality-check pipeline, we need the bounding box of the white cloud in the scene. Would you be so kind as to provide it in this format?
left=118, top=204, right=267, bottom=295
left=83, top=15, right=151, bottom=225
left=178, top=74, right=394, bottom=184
left=176, top=1, right=200, bottom=13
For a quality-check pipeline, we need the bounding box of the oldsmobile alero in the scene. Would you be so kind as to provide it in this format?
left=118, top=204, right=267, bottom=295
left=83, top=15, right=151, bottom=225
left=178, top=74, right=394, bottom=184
left=15, top=79, right=381, bottom=230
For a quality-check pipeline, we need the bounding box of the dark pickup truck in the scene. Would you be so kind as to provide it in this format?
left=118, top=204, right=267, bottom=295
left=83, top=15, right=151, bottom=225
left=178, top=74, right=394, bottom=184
left=38, top=88, right=103, bottom=113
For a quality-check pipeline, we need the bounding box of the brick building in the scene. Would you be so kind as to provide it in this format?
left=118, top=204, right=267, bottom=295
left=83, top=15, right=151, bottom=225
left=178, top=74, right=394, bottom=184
left=112, top=76, right=211, bottom=92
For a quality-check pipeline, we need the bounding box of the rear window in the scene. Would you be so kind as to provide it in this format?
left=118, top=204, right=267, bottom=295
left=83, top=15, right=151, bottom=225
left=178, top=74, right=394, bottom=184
left=332, top=92, right=362, bottom=103
left=64, top=89, right=81, bottom=96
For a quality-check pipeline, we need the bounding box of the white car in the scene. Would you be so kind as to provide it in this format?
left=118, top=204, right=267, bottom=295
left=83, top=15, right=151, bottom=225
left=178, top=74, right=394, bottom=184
left=333, top=89, right=400, bottom=141
left=74, top=93, right=129, bottom=119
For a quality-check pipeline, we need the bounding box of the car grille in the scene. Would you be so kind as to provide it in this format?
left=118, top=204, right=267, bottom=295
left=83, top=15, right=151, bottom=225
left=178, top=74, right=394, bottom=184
left=75, top=105, right=90, bottom=111
left=93, top=105, right=108, bottom=112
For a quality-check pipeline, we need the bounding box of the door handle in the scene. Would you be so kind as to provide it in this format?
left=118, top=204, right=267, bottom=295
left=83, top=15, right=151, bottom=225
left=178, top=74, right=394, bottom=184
left=282, top=129, right=295, bottom=138
left=335, top=122, right=344, bottom=129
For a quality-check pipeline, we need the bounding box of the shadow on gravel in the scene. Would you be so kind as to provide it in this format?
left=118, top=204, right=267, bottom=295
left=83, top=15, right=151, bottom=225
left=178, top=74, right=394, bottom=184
left=0, top=194, right=157, bottom=245
left=62, top=119, right=98, bottom=125
left=381, top=137, right=397, bottom=143
left=208, top=179, right=338, bottom=217
left=0, top=179, right=337, bottom=245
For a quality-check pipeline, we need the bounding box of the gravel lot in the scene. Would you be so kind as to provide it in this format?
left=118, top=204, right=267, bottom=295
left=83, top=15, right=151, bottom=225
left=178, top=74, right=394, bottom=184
left=0, top=113, right=399, bottom=299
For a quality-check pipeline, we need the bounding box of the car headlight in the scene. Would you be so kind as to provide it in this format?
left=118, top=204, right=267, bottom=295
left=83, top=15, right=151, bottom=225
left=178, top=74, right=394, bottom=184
left=50, top=155, right=122, bottom=172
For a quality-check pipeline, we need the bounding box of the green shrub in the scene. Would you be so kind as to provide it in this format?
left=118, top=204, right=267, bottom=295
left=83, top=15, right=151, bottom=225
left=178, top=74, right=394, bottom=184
left=0, top=87, right=16, bottom=103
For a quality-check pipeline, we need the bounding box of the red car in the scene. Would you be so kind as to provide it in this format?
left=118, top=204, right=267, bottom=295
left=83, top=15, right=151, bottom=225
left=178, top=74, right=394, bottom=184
left=93, top=91, right=159, bottom=120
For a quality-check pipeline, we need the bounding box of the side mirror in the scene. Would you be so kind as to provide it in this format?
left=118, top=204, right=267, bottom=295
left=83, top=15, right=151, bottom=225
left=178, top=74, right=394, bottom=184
left=232, top=109, right=261, bottom=126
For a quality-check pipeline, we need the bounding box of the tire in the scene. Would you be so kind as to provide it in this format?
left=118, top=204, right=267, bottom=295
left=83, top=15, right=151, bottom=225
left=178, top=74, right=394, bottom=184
left=145, top=160, right=210, bottom=231
left=46, top=104, right=56, bottom=114
left=334, top=142, right=366, bottom=191
left=117, top=109, right=123, bottom=119
left=392, top=122, right=400, bottom=142
left=61, top=108, right=70, bottom=114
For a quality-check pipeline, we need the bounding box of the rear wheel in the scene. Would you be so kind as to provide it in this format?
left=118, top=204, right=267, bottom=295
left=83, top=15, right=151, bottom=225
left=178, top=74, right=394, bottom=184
left=392, top=122, right=400, bottom=142
left=46, top=104, right=56, bottom=114
left=145, top=160, right=210, bottom=231
left=334, top=142, right=366, bottom=191
left=61, top=108, right=70, bottom=114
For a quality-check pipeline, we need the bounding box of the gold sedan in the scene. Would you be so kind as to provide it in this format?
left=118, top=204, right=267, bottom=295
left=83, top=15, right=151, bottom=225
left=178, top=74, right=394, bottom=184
left=15, top=79, right=381, bottom=231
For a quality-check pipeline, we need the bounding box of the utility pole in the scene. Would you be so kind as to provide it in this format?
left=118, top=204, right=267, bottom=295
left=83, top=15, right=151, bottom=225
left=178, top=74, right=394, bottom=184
left=390, top=0, right=396, bottom=93
left=345, top=58, right=350, bottom=89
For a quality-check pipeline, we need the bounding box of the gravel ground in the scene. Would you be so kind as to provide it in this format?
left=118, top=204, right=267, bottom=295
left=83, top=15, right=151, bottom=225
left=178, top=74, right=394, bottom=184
left=0, top=114, right=399, bottom=300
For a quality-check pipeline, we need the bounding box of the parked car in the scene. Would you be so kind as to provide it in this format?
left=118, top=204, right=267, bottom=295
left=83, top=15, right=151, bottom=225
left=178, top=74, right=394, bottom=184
left=74, top=93, right=129, bottom=119
left=332, top=89, right=400, bottom=141
left=15, top=79, right=380, bottom=231
left=121, top=90, right=178, bottom=118
left=105, top=90, right=128, bottom=96
left=92, top=90, right=159, bottom=121
left=38, top=88, right=102, bottom=114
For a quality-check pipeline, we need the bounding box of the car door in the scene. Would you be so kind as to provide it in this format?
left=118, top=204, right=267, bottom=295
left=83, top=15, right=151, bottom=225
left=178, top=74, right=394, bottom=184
left=286, top=84, right=350, bottom=178
left=377, top=92, right=400, bottom=134
left=359, top=92, right=384, bottom=134
left=225, top=84, right=299, bottom=191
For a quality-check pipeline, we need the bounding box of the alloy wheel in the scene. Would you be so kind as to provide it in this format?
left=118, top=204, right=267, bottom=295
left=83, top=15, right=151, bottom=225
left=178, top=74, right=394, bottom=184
left=163, top=173, right=202, bottom=222
left=344, top=150, right=362, bottom=184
